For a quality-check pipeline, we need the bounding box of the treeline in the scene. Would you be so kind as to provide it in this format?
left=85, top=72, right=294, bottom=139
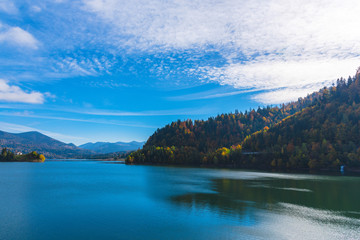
left=0, top=148, right=45, bottom=162
left=145, top=89, right=324, bottom=153
left=86, top=151, right=131, bottom=160
left=126, top=144, right=243, bottom=166
left=127, top=70, right=360, bottom=171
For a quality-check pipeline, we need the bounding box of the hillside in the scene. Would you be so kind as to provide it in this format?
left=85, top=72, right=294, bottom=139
left=127, top=69, right=360, bottom=171
left=0, top=131, right=94, bottom=159
left=79, top=141, right=144, bottom=154
left=239, top=72, right=360, bottom=170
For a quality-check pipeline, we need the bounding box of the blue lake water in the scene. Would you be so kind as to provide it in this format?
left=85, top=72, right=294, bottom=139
left=0, top=160, right=359, bottom=240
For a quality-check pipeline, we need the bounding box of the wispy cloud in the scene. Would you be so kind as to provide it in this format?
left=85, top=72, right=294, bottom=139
left=0, top=79, right=45, bottom=104
left=0, top=103, right=212, bottom=117
left=53, top=55, right=115, bottom=77
left=253, top=87, right=321, bottom=105
left=88, top=79, right=129, bottom=88
left=0, top=111, right=157, bottom=128
left=72, top=107, right=214, bottom=117
left=0, top=0, right=18, bottom=14
left=30, top=5, right=42, bottom=13
left=169, top=88, right=260, bottom=101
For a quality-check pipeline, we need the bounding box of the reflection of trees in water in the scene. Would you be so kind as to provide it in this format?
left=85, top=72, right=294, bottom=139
left=172, top=177, right=360, bottom=220
left=172, top=191, right=259, bottom=225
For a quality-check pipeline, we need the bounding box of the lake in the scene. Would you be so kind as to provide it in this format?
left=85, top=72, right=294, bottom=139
left=0, top=160, right=359, bottom=240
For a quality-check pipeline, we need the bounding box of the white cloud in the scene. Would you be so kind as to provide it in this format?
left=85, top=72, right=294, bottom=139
left=83, top=0, right=239, bottom=51
left=0, top=79, right=45, bottom=104
left=0, top=25, right=38, bottom=49
left=82, top=0, right=360, bottom=103
left=83, top=0, right=360, bottom=55
left=201, top=57, right=359, bottom=103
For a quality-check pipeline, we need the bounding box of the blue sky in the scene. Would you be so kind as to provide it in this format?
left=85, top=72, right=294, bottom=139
left=0, top=0, right=360, bottom=145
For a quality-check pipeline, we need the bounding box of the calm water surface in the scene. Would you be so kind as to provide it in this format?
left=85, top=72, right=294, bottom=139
left=0, top=160, right=359, bottom=240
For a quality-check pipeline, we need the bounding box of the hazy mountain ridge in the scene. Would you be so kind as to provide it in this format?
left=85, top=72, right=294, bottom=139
left=0, top=130, right=144, bottom=159
left=79, top=141, right=145, bottom=154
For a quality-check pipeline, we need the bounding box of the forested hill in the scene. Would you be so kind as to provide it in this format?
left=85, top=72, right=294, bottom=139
left=127, top=69, right=360, bottom=171
left=145, top=89, right=324, bottom=153
left=240, top=71, right=360, bottom=170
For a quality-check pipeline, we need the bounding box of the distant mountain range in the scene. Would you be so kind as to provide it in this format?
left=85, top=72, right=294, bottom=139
left=0, top=130, right=93, bottom=159
left=78, top=141, right=144, bottom=154
left=0, top=130, right=143, bottom=159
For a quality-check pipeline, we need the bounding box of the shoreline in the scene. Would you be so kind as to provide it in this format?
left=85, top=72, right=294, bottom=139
left=124, top=162, right=360, bottom=176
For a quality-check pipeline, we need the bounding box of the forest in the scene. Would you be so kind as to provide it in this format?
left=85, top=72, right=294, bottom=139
left=126, top=69, right=360, bottom=171
left=0, top=148, right=46, bottom=162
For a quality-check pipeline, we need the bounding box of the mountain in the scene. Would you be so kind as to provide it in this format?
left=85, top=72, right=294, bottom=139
left=0, top=131, right=93, bottom=159
left=79, top=141, right=144, bottom=154
left=126, top=69, right=360, bottom=171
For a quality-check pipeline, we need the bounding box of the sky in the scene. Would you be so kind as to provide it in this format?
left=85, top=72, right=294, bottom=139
left=0, top=0, right=360, bottom=145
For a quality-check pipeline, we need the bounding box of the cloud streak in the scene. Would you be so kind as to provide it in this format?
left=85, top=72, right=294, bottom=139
left=0, top=103, right=213, bottom=117
left=169, top=88, right=260, bottom=101
left=0, top=111, right=157, bottom=128
left=71, top=107, right=214, bottom=117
